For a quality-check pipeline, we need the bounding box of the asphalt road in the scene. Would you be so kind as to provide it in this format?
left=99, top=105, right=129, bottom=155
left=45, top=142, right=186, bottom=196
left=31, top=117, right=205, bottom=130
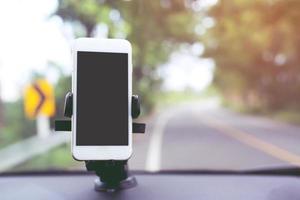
left=129, top=99, right=300, bottom=171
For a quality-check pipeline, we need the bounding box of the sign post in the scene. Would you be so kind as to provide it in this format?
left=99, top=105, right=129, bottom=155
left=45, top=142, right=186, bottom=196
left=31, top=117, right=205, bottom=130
left=36, top=115, right=51, bottom=138
left=24, top=79, right=55, bottom=138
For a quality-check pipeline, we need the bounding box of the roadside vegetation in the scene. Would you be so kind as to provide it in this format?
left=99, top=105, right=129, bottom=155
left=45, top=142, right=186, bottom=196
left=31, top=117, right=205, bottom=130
left=13, top=143, right=77, bottom=171
left=204, top=0, right=300, bottom=124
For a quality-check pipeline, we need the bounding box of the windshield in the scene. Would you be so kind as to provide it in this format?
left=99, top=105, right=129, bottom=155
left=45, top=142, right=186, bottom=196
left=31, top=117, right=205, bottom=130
left=0, top=0, right=300, bottom=173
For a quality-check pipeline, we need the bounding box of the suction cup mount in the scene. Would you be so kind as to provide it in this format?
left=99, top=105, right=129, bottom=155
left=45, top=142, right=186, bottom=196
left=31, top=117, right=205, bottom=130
left=55, top=92, right=146, bottom=192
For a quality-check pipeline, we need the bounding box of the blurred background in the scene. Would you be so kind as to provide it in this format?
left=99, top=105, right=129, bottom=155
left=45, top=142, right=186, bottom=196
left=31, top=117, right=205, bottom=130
left=1, top=0, right=300, bottom=172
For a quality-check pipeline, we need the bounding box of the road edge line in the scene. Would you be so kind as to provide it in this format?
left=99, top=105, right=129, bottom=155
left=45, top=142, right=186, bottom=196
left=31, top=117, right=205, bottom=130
left=145, top=112, right=171, bottom=172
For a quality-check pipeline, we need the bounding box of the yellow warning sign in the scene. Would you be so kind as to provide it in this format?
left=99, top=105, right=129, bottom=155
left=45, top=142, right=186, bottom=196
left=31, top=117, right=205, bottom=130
left=24, top=79, right=56, bottom=119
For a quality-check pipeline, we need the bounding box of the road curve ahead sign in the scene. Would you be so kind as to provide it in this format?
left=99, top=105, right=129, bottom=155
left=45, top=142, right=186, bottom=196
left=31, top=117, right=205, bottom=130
left=24, top=79, right=56, bottom=119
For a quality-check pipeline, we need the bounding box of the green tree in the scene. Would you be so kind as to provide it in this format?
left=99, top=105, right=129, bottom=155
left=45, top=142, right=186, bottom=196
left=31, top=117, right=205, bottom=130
left=55, top=0, right=200, bottom=112
left=204, top=0, right=300, bottom=111
left=1, top=100, right=36, bottom=147
left=53, top=75, right=71, bottom=122
left=46, top=61, right=72, bottom=121
left=0, top=95, right=3, bottom=128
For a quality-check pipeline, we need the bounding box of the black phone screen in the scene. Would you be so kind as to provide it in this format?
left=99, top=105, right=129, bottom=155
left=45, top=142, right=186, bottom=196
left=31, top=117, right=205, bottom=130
left=76, top=51, right=128, bottom=146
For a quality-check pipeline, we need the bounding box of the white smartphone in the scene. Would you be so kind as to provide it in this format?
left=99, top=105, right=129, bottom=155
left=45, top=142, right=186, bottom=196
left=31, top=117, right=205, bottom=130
left=72, top=38, right=132, bottom=160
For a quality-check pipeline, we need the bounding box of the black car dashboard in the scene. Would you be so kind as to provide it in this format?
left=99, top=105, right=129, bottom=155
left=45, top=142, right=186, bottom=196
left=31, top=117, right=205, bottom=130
left=1, top=171, right=300, bottom=200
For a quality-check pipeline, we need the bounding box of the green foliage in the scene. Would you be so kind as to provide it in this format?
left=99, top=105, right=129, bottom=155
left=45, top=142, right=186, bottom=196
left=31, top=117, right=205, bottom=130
left=56, top=0, right=111, bottom=36
left=272, top=109, right=300, bottom=125
left=0, top=99, right=3, bottom=128
left=204, top=0, right=300, bottom=111
left=55, top=0, right=200, bottom=112
left=1, top=101, right=35, bottom=148
left=53, top=75, right=72, bottom=122
left=13, top=143, right=77, bottom=171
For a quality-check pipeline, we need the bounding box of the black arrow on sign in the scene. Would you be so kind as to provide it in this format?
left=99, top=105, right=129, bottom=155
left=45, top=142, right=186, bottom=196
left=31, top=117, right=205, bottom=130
left=33, top=83, right=46, bottom=117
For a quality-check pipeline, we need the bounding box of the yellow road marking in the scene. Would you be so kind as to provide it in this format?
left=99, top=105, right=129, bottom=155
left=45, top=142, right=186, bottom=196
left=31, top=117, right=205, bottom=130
left=204, top=117, right=300, bottom=166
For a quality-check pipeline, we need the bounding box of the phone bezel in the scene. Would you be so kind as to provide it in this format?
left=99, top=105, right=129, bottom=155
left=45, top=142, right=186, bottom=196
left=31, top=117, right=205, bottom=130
left=72, top=38, right=132, bottom=160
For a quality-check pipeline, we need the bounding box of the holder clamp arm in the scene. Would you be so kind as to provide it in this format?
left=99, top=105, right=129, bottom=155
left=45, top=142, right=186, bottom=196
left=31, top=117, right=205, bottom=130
left=54, top=92, right=146, bottom=134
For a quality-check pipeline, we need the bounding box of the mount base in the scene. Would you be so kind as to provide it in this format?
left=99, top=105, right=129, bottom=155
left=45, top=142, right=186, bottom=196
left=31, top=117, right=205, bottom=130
left=94, top=176, right=137, bottom=192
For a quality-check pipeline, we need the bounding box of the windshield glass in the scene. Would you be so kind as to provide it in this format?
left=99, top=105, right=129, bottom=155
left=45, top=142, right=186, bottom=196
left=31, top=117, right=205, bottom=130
left=1, top=0, right=300, bottom=173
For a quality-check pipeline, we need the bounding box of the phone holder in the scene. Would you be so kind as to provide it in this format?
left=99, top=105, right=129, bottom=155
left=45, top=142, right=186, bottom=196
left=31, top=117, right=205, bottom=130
left=54, top=92, right=146, bottom=192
